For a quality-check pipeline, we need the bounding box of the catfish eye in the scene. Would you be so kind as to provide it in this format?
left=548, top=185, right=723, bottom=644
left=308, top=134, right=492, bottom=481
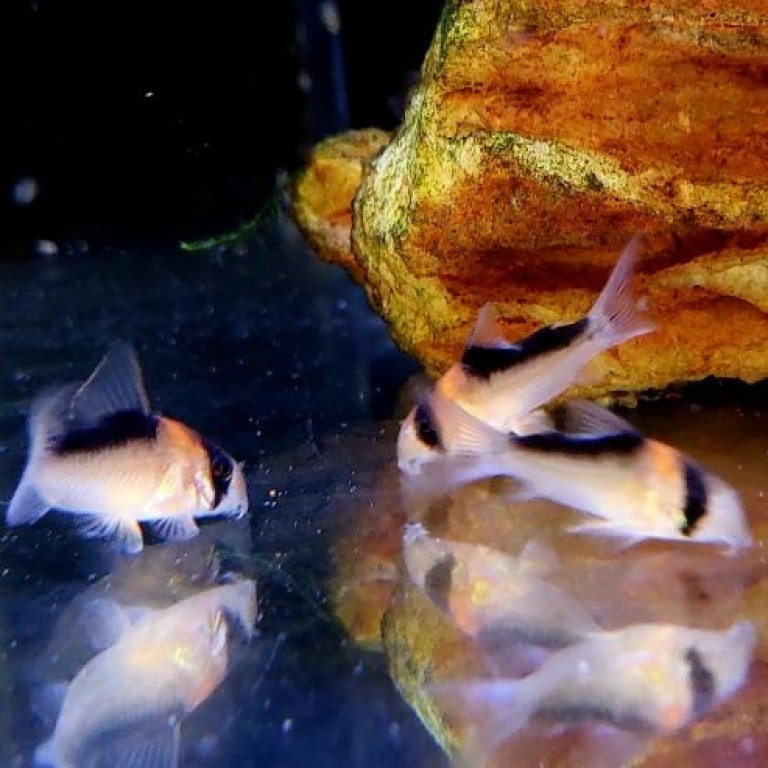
left=210, top=447, right=233, bottom=482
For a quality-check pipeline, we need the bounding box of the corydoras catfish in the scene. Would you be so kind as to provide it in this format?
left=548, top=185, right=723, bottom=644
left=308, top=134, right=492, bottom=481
left=6, top=342, right=248, bottom=553
left=406, top=393, right=752, bottom=552
left=398, top=236, right=655, bottom=474
left=403, top=523, right=601, bottom=650
left=35, top=579, right=257, bottom=768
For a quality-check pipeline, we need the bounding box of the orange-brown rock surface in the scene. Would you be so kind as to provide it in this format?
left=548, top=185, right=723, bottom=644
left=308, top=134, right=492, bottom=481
left=293, top=0, right=768, bottom=400
left=293, top=129, right=390, bottom=282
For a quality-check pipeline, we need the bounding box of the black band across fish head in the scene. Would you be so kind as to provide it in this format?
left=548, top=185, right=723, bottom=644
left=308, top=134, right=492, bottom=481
left=680, top=459, right=708, bottom=536
left=203, top=440, right=235, bottom=508
left=413, top=399, right=444, bottom=452
left=423, top=553, right=456, bottom=613
left=684, top=646, right=716, bottom=718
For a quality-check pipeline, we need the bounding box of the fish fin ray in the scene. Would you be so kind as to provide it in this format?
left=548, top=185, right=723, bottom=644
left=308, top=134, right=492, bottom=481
left=70, top=341, right=151, bottom=424
left=588, top=234, right=657, bottom=348
left=149, top=515, right=199, bottom=542
left=85, top=718, right=181, bottom=768
left=144, top=462, right=189, bottom=514
left=6, top=474, right=50, bottom=526
left=76, top=514, right=144, bottom=554
left=563, top=399, right=639, bottom=436
left=427, top=392, right=509, bottom=457
left=465, top=303, right=509, bottom=349
left=510, top=408, right=554, bottom=436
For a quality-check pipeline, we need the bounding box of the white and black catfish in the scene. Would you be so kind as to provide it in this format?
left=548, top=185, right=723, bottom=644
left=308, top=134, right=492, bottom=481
left=6, top=342, right=248, bottom=553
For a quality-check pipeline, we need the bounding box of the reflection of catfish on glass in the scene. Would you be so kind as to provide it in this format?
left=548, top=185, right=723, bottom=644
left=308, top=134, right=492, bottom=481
left=35, top=579, right=257, bottom=768
left=430, top=620, right=755, bottom=767
left=403, top=523, right=601, bottom=650
left=397, top=235, right=655, bottom=475
left=6, top=342, right=249, bottom=554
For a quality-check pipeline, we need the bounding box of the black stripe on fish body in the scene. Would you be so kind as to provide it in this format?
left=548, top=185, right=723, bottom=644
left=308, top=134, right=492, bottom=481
left=536, top=702, right=654, bottom=733
left=476, top=622, right=581, bottom=653
left=414, top=400, right=444, bottom=451
left=685, top=646, right=716, bottom=717
left=202, top=439, right=234, bottom=509
left=51, top=410, right=159, bottom=455
left=514, top=429, right=645, bottom=457
left=423, top=553, right=456, bottom=613
left=461, top=317, right=589, bottom=380
left=680, top=460, right=708, bottom=536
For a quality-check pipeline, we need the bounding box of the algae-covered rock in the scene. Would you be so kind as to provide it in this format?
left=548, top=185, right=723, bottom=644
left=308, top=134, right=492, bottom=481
left=292, top=0, right=768, bottom=399
left=293, top=129, right=390, bottom=282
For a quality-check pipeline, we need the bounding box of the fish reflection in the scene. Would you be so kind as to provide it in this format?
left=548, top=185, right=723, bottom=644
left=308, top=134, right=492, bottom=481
left=431, top=620, right=755, bottom=767
left=403, top=523, right=601, bottom=650
left=35, top=579, right=257, bottom=768
left=406, top=393, right=752, bottom=552
left=397, top=235, right=655, bottom=474
left=7, top=342, right=249, bottom=554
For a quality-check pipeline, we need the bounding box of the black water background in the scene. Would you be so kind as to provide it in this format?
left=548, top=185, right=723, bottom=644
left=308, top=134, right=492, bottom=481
left=2, top=0, right=443, bottom=251
left=0, top=212, right=444, bottom=767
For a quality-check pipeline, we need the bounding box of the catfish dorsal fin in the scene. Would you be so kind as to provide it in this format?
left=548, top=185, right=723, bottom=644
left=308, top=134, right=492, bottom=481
left=465, top=303, right=509, bottom=349
left=563, top=399, right=639, bottom=436
left=70, top=341, right=151, bottom=425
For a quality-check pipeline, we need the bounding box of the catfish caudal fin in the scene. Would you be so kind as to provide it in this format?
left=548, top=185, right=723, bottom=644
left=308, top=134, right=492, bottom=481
left=70, top=341, right=151, bottom=425
left=6, top=385, right=78, bottom=525
left=6, top=472, right=51, bottom=526
left=587, top=235, right=657, bottom=349
left=562, top=399, right=641, bottom=437
left=427, top=678, right=531, bottom=767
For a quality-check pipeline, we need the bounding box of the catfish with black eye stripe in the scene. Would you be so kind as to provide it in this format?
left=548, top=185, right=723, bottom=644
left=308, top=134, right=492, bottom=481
left=403, top=523, right=602, bottom=650
left=429, top=620, right=756, bottom=767
left=397, top=236, right=656, bottom=475
left=6, top=342, right=249, bottom=554
left=411, top=393, right=753, bottom=553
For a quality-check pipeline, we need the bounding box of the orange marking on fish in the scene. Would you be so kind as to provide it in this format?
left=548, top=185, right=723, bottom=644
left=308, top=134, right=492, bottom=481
left=646, top=440, right=680, bottom=481
left=159, top=417, right=205, bottom=454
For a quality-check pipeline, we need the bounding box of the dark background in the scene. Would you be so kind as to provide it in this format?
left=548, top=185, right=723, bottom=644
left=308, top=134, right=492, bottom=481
left=2, top=0, right=443, bottom=254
